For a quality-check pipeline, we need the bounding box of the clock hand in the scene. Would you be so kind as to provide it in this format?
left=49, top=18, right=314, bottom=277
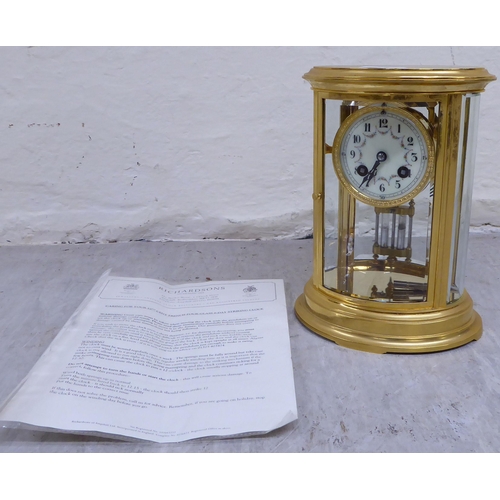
left=359, top=160, right=380, bottom=188
left=359, top=151, right=387, bottom=188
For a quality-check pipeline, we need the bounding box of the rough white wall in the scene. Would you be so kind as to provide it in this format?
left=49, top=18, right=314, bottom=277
left=1, top=46, right=499, bottom=244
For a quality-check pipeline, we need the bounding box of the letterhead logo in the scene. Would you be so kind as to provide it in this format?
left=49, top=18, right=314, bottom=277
left=123, top=283, right=139, bottom=290
left=243, top=285, right=257, bottom=294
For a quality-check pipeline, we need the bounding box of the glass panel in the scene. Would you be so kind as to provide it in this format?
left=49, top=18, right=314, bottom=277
left=448, top=94, right=481, bottom=303
left=323, top=100, right=436, bottom=303
left=323, top=99, right=340, bottom=289
left=347, top=185, right=433, bottom=302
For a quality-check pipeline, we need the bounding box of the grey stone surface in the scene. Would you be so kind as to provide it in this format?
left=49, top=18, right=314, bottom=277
left=0, top=235, right=499, bottom=452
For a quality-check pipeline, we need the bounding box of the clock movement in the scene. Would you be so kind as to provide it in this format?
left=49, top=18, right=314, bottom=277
left=295, top=66, right=495, bottom=353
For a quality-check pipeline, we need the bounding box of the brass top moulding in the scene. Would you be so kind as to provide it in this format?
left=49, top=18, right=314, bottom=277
left=303, top=66, right=496, bottom=95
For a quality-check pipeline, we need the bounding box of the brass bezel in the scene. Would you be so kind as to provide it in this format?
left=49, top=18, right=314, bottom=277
left=332, top=105, right=435, bottom=208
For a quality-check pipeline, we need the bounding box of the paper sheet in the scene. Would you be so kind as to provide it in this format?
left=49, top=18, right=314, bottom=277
left=0, top=272, right=297, bottom=442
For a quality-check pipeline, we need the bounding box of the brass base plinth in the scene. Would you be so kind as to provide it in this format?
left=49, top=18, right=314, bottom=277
left=295, top=280, right=482, bottom=354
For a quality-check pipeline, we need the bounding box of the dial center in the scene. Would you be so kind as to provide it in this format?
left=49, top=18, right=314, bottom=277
left=376, top=151, right=387, bottom=162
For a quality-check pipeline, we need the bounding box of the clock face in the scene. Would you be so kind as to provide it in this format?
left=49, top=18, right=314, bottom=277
left=333, top=105, right=434, bottom=207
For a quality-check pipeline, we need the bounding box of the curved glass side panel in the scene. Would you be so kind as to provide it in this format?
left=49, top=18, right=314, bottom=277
left=323, top=98, right=340, bottom=290
left=448, top=93, right=481, bottom=303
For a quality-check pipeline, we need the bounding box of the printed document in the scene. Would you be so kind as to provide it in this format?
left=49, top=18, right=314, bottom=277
left=0, top=272, right=297, bottom=442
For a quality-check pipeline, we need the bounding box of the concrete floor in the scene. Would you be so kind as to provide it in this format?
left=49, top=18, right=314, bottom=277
left=1, top=234, right=500, bottom=452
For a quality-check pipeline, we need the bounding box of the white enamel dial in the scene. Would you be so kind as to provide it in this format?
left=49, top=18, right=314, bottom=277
left=333, top=105, right=434, bottom=207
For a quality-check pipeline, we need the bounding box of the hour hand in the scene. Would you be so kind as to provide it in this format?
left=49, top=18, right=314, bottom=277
left=359, top=151, right=387, bottom=188
left=359, top=160, right=379, bottom=188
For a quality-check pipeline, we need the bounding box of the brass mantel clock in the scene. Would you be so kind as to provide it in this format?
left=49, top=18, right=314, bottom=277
left=295, top=66, right=496, bottom=353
